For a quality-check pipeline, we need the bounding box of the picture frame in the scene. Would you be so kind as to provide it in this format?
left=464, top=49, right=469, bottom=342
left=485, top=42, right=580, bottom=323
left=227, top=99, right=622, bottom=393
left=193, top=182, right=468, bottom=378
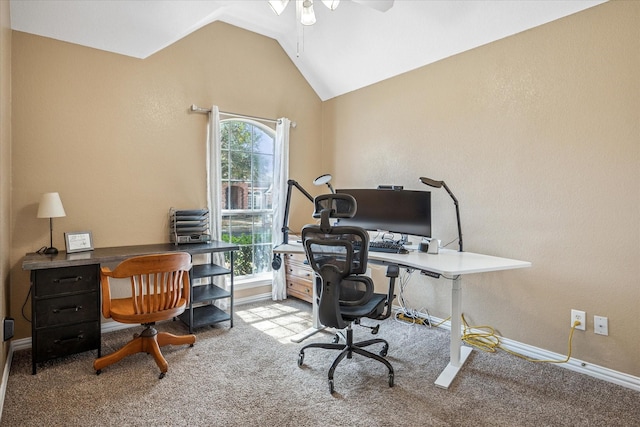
left=64, top=231, right=94, bottom=253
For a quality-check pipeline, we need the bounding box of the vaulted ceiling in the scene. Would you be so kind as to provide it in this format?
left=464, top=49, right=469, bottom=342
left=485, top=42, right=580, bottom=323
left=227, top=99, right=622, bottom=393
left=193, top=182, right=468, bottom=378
left=9, top=0, right=605, bottom=100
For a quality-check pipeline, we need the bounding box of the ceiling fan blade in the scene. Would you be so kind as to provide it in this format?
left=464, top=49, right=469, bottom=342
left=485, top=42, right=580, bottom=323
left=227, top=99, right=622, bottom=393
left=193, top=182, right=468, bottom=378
left=351, top=0, right=394, bottom=12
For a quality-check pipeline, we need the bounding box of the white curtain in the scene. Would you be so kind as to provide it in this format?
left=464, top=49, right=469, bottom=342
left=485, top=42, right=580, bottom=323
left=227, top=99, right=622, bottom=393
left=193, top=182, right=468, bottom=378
left=271, top=118, right=291, bottom=300
left=206, top=106, right=229, bottom=307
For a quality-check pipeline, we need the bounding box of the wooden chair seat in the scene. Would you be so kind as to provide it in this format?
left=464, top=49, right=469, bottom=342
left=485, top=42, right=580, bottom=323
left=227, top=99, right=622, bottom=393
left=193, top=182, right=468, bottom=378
left=108, top=297, right=187, bottom=324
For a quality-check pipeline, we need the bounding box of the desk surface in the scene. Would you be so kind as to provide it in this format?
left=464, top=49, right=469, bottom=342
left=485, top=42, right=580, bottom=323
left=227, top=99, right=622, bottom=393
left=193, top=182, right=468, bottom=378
left=274, top=243, right=531, bottom=276
left=22, top=241, right=239, bottom=271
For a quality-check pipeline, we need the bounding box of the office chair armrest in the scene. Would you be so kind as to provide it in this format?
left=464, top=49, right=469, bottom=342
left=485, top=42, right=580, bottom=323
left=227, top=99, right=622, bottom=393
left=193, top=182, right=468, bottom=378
left=385, top=264, right=399, bottom=279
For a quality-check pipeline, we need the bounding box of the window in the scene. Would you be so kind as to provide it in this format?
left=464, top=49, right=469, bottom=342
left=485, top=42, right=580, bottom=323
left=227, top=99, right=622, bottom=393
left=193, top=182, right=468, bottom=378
left=220, top=119, right=275, bottom=278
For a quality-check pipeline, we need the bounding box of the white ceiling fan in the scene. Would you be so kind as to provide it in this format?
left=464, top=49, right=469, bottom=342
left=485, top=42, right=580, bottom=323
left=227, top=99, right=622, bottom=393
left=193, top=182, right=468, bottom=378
left=268, top=0, right=394, bottom=55
left=268, top=0, right=394, bottom=25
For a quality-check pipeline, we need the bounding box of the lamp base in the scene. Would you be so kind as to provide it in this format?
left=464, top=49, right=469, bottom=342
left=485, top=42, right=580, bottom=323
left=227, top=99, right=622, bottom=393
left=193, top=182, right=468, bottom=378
left=43, top=247, right=59, bottom=255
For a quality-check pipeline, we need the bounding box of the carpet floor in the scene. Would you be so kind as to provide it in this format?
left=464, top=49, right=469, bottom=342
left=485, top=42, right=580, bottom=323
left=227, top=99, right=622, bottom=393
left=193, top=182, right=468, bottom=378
left=2, top=298, right=638, bottom=426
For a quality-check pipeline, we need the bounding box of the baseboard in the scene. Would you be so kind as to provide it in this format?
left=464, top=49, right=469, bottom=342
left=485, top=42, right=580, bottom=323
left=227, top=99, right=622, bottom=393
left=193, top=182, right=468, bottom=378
left=423, top=313, right=640, bottom=392
left=0, top=342, right=14, bottom=420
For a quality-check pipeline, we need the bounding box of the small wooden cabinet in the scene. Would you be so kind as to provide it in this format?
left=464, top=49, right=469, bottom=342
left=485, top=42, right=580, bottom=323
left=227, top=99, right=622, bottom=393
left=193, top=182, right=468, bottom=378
left=30, top=264, right=101, bottom=374
left=284, top=252, right=314, bottom=303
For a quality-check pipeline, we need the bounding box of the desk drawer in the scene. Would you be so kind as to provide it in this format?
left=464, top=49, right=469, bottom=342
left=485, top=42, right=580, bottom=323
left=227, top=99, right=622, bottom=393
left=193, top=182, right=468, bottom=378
left=34, top=265, right=99, bottom=297
left=284, top=252, right=307, bottom=264
left=285, top=262, right=314, bottom=281
left=286, top=276, right=313, bottom=303
left=35, top=291, right=98, bottom=328
left=34, top=321, right=100, bottom=363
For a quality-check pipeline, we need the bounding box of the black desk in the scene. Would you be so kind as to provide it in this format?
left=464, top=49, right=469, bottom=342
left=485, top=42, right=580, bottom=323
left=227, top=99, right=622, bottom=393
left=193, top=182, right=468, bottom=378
left=22, top=241, right=238, bottom=374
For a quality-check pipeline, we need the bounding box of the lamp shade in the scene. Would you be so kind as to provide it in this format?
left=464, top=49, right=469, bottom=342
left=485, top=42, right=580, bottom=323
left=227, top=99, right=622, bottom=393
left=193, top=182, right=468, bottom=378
left=37, top=192, right=66, bottom=218
left=268, top=0, right=290, bottom=15
left=322, top=0, right=340, bottom=10
left=301, top=0, right=316, bottom=25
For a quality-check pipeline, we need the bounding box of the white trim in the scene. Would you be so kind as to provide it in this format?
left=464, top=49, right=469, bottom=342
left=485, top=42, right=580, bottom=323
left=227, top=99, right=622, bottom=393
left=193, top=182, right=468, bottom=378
left=420, top=313, right=640, bottom=393
left=234, top=275, right=272, bottom=291
left=0, top=343, right=14, bottom=419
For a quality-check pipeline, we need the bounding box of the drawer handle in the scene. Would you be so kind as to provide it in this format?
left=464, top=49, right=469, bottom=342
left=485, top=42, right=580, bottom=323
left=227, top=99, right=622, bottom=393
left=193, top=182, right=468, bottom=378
left=54, top=334, right=84, bottom=344
left=53, top=276, right=83, bottom=284
left=52, top=305, right=83, bottom=314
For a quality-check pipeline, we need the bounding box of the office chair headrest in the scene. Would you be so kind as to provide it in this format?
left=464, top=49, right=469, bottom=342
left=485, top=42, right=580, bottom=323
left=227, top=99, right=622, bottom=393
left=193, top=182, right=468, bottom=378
left=312, top=193, right=357, bottom=219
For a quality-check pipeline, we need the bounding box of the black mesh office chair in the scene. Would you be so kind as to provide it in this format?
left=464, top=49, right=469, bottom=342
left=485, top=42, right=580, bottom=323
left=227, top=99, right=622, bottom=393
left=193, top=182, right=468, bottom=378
left=298, top=193, right=399, bottom=394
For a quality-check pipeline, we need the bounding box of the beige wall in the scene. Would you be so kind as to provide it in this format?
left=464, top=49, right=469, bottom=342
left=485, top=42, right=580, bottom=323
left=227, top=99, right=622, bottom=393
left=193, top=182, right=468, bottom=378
left=1, top=0, right=12, bottom=377
left=10, top=22, right=324, bottom=339
left=324, top=1, right=639, bottom=376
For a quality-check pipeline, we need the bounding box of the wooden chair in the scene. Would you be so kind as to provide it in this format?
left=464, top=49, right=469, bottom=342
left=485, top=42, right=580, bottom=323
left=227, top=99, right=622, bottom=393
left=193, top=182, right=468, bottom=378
left=93, top=252, right=196, bottom=378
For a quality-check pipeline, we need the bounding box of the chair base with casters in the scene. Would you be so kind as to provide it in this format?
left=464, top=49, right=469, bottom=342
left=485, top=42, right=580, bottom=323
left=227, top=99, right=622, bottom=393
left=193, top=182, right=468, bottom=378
left=298, top=323, right=394, bottom=394
left=94, top=322, right=195, bottom=379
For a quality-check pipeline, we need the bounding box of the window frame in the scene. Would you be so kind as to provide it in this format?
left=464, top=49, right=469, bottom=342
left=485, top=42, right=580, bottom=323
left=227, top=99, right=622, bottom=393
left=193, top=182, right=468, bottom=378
left=219, top=118, right=276, bottom=281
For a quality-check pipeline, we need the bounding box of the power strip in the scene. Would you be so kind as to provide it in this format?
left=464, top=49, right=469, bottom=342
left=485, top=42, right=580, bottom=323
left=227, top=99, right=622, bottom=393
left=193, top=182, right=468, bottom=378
left=397, top=313, right=430, bottom=326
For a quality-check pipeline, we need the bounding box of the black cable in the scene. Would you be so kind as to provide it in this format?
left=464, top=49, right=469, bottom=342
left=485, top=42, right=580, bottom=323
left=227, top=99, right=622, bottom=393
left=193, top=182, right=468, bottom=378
left=22, top=285, right=32, bottom=323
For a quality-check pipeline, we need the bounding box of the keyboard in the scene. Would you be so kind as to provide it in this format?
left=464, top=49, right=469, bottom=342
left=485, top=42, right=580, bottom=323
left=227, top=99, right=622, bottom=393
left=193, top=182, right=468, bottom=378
left=353, top=240, right=406, bottom=253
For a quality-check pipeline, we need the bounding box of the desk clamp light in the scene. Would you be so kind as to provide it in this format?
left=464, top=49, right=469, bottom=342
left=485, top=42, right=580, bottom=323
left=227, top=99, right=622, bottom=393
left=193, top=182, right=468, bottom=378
left=419, top=177, right=463, bottom=252
left=272, top=174, right=335, bottom=270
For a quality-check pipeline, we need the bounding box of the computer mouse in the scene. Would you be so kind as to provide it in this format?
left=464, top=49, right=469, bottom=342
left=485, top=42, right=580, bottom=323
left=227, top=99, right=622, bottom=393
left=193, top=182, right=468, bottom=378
left=398, top=248, right=409, bottom=254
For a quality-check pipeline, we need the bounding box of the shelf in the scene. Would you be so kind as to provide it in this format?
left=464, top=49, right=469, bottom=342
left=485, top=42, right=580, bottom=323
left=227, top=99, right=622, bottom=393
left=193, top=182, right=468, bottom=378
left=178, top=304, right=230, bottom=329
left=192, top=283, right=231, bottom=303
left=192, top=263, right=231, bottom=279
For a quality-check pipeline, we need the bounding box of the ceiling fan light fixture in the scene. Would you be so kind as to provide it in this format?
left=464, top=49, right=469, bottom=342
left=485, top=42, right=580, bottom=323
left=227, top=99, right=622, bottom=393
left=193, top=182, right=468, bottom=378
left=321, top=0, right=340, bottom=10
left=268, top=0, right=290, bottom=15
left=301, top=0, right=316, bottom=26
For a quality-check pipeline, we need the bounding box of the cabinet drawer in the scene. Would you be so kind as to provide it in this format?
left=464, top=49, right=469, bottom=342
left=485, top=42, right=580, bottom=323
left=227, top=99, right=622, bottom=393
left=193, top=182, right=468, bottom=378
left=34, top=321, right=100, bottom=363
left=284, top=253, right=307, bottom=264
left=35, top=292, right=98, bottom=328
left=285, top=262, right=314, bottom=281
left=34, top=265, right=99, bottom=297
left=286, top=276, right=313, bottom=303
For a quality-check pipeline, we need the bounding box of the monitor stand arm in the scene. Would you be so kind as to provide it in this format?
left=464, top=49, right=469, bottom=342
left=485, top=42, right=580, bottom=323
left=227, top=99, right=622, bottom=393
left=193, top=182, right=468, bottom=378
left=281, top=179, right=314, bottom=245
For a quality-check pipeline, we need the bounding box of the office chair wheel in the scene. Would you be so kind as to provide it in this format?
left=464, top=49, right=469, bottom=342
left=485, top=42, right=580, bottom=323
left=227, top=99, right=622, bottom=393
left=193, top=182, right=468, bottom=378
left=159, top=372, right=166, bottom=379
left=388, top=372, right=394, bottom=387
left=95, top=369, right=101, bottom=375
left=380, top=343, right=389, bottom=357
left=328, top=378, right=335, bottom=394
left=332, top=334, right=340, bottom=343
left=297, top=351, right=305, bottom=367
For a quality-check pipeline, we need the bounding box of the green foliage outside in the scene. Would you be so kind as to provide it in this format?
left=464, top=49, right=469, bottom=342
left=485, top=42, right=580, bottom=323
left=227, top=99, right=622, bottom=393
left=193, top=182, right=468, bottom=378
left=222, top=232, right=272, bottom=277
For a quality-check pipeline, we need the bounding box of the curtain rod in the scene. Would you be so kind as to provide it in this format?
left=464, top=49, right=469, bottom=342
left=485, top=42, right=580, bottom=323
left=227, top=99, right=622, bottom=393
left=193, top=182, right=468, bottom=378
left=189, top=104, right=296, bottom=127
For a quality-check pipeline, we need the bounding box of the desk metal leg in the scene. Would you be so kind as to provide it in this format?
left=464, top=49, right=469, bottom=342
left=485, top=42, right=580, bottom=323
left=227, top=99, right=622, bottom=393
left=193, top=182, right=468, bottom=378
left=290, top=275, right=325, bottom=343
left=435, top=275, right=473, bottom=389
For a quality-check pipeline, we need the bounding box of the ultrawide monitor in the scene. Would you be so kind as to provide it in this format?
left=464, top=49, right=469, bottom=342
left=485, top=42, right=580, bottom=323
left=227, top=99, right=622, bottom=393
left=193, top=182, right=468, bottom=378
left=336, top=188, right=431, bottom=239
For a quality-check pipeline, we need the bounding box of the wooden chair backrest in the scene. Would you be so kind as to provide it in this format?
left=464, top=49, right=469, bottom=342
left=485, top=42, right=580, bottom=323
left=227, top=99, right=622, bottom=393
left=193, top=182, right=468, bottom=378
left=100, top=252, right=192, bottom=319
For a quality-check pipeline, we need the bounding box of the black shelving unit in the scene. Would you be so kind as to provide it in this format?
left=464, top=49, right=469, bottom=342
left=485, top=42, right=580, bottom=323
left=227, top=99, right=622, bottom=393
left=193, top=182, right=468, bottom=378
left=178, top=251, right=235, bottom=333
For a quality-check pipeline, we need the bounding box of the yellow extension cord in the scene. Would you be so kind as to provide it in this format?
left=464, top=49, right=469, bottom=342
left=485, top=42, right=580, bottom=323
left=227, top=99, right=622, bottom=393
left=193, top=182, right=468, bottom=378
left=427, top=314, right=580, bottom=364
left=460, top=314, right=581, bottom=364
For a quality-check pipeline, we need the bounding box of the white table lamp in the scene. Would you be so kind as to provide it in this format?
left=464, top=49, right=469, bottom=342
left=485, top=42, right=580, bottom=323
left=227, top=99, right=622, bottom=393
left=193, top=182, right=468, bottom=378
left=37, top=192, right=66, bottom=255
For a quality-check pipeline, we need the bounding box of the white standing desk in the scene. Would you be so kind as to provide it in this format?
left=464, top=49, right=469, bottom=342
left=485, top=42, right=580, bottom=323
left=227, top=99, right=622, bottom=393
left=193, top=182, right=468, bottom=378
left=273, top=243, right=531, bottom=389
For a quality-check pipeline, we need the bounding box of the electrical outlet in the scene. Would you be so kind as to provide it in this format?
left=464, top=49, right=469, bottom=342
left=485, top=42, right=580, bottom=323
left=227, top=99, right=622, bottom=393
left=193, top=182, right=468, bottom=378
left=571, top=309, right=586, bottom=330
left=594, top=315, right=608, bottom=336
